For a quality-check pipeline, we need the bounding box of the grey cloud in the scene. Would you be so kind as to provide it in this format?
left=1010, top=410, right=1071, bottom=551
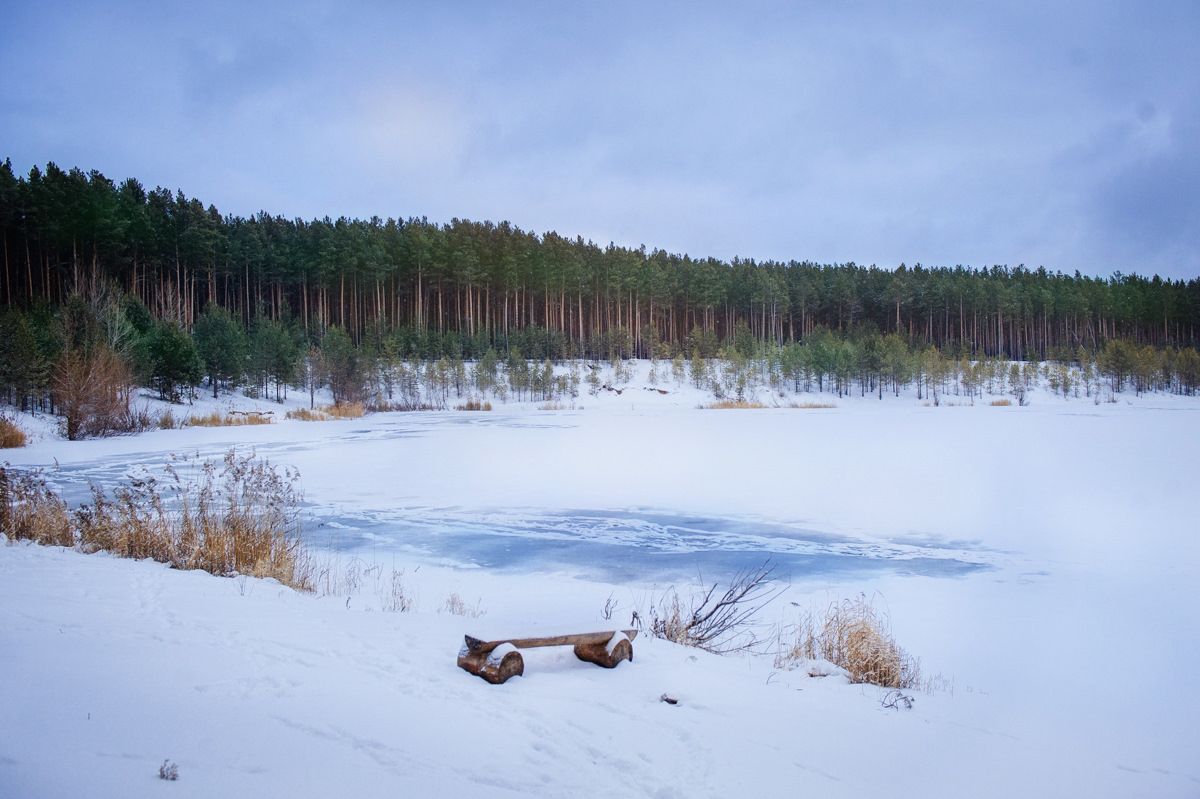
left=1, top=1, right=1196, bottom=277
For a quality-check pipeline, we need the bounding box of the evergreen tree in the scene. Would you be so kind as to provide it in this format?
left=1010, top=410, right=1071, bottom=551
left=322, top=326, right=361, bottom=404
left=194, top=305, right=246, bottom=398
left=147, top=321, right=201, bottom=402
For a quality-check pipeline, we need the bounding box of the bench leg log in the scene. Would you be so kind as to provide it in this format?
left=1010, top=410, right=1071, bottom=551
left=458, top=643, right=524, bottom=684
left=574, top=633, right=633, bottom=669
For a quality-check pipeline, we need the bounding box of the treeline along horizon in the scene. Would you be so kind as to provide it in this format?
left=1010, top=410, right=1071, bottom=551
left=2, top=158, right=1198, bottom=359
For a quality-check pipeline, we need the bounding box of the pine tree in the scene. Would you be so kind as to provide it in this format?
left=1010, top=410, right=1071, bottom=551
left=147, top=322, right=201, bottom=402
left=193, top=305, right=246, bottom=398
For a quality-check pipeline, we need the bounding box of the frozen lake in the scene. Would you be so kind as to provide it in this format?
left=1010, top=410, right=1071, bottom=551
left=41, top=415, right=995, bottom=585
left=6, top=373, right=1200, bottom=796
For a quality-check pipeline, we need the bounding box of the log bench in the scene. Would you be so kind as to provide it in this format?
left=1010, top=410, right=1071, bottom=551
left=457, top=629, right=638, bottom=684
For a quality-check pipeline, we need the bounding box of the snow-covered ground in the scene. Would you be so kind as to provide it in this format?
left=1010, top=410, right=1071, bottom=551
left=3, top=363, right=1199, bottom=797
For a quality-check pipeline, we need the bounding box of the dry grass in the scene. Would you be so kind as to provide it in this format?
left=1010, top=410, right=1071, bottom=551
left=75, top=451, right=311, bottom=590
left=0, top=415, right=27, bottom=448
left=785, top=401, right=837, bottom=409
left=187, top=410, right=273, bottom=427
left=156, top=409, right=178, bottom=430
left=776, top=595, right=920, bottom=689
left=989, top=398, right=1013, bottom=406
left=701, top=400, right=766, bottom=409
left=0, top=467, right=74, bottom=546
left=324, top=402, right=365, bottom=419
left=4, top=451, right=312, bottom=592
left=455, top=399, right=492, bottom=411
left=286, top=402, right=366, bottom=421
left=536, top=401, right=568, bottom=411
left=441, top=592, right=484, bottom=618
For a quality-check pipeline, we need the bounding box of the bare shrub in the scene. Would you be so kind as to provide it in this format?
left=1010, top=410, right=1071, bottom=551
left=76, top=450, right=311, bottom=590
left=0, top=415, right=27, bottom=448
left=601, top=593, right=619, bottom=621
left=785, top=401, right=836, bottom=409
left=881, top=689, right=915, bottom=710
left=777, top=594, right=921, bottom=689
left=380, top=569, right=413, bottom=612
left=158, top=760, right=179, bottom=781
left=0, top=466, right=74, bottom=546
left=54, top=345, right=135, bottom=440
left=441, top=592, right=484, bottom=618
left=646, top=562, right=779, bottom=654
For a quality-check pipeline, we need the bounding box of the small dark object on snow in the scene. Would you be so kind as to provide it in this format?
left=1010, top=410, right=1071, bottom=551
left=881, top=690, right=915, bottom=710
left=158, top=759, right=179, bottom=781
left=458, top=630, right=637, bottom=684
left=659, top=693, right=679, bottom=705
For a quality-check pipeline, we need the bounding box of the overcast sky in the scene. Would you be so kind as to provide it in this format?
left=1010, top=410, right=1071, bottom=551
left=2, top=1, right=1197, bottom=278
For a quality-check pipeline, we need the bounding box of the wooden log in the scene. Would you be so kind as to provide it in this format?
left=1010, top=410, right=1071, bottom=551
left=457, top=642, right=524, bottom=684
left=573, top=631, right=633, bottom=669
left=463, top=629, right=639, bottom=655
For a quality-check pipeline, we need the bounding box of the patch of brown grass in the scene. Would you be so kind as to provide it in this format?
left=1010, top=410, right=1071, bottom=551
left=0, top=467, right=73, bottom=546
left=323, top=402, right=365, bottom=419
left=188, top=411, right=273, bottom=427
left=2, top=452, right=311, bottom=591
left=75, top=450, right=311, bottom=590
left=0, top=416, right=27, bottom=448
left=776, top=595, right=920, bottom=689
left=286, top=407, right=326, bottom=421
left=455, top=399, right=492, bottom=411
left=702, top=400, right=766, bottom=409
left=989, top=398, right=1013, bottom=406
left=286, top=403, right=366, bottom=421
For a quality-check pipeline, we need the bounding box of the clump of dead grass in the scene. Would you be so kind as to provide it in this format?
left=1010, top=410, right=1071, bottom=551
left=187, top=410, right=273, bottom=427
left=989, top=398, right=1013, bottom=407
left=776, top=594, right=920, bottom=689
left=286, top=402, right=365, bottom=421
left=701, top=400, right=766, bottom=409
left=0, top=415, right=27, bottom=448
left=455, top=399, right=492, bottom=411
left=323, top=402, right=365, bottom=419
left=75, top=451, right=311, bottom=590
left=3, top=451, right=312, bottom=590
left=441, top=592, right=484, bottom=618
left=0, top=466, right=73, bottom=546
left=785, top=401, right=836, bottom=409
